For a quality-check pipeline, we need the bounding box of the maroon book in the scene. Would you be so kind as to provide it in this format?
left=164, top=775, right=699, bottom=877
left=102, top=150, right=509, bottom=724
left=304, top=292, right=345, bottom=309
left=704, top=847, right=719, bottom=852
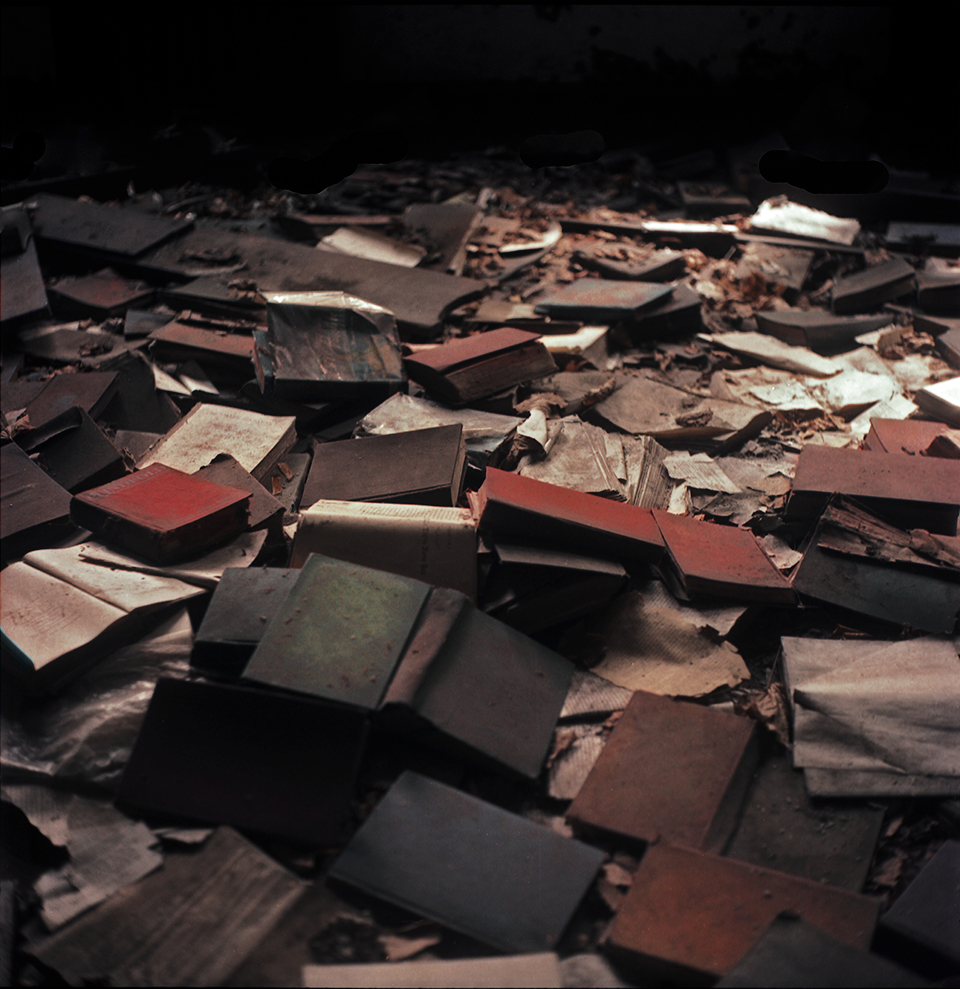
left=862, top=417, right=950, bottom=455
left=70, top=462, right=251, bottom=564
left=653, top=509, right=796, bottom=605
left=404, top=328, right=557, bottom=404
left=469, top=467, right=664, bottom=564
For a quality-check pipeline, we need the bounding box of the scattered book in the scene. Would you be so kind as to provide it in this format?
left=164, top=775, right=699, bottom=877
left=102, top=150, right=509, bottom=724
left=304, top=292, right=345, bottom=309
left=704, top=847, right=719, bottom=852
left=70, top=463, right=251, bottom=564
left=567, top=690, right=758, bottom=852
left=1, top=443, right=74, bottom=563
left=300, top=424, right=467, bottom=509
left=292, top=499, right=478, bottom=599
left=832, top=258, right=916, bottom=314
left=468, top=467, right=665, bottom=564
left=533, top=279, right=673, bottom=322
left=914, top=375, right=960, bottom=428
left=302, top=954, right=564, bottom=988
left=403, top=327, right=557, bottom=405
left=863, top=417, right=951, bottom=454
left=327, top=771, right=605, bottom=954
left=653, top=509, right=797, bottom=604
left=193, top=453, right=285, bottom=543
left=755, top=308, right=893, bottom=352
left=47, top=268, right=154, bottom=320
left=117, top=677, right=369, bottom=845
left=254, top=291, right=406, bottom=401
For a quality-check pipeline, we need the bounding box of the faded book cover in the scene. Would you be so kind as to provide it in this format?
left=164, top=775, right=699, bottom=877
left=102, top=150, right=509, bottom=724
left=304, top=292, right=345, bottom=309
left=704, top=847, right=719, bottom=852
left=292, top=500, right=477, bottom=599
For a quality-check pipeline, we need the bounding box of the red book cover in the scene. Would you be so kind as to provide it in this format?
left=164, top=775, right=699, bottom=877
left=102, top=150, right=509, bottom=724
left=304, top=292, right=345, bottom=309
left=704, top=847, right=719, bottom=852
left=474, top=468, right=664, bottom=563
left=652, top=510, right=796, bottom=604
left=405, top=328, right=543, bottom=374
left=71, top=463, right=251, bottom=564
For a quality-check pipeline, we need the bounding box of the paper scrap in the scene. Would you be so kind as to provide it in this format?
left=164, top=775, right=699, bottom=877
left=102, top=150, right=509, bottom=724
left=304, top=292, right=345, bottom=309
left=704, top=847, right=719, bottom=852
left=664, top=452, right=742, bottom=494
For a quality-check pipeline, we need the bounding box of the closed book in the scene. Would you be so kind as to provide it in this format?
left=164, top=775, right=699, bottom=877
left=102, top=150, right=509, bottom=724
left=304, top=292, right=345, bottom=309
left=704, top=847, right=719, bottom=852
left=784, top=445, right=960, bottom=535
left=832, top=258, right=916, bottom=314
left=1, top=443, right=74, bottom=563
left=652, top=509, right=797, bottom=604
left=404, top=328, right=557, bottom=405
left=567, top=690, right=758, bottom=852
left=328, top=771, right=605, bottom=954
left=755, top=309, right=892, bottom=352
left=70, top=463, right=251, bottom=564
left=255, top=291, right=405, bottom=401
left=863, top=417, right=951, bottom=454
left=17, top=370, right=119, bottom=429
left=193, top=453, right=285, bottom=542
left=191, top=567, right=300, bottom=676
left=47, top=268, right=154, bottom=320
left=117, top=678, right=368, bottom=845
left=469, top=467, right=665, bottom=564
left=292, top=500, right=478, bottom=599
left=533, top=279, right=673, bottom=321
left=607, top=844, right=880, bottom=983
left=300, top=424, right=467, bottom=508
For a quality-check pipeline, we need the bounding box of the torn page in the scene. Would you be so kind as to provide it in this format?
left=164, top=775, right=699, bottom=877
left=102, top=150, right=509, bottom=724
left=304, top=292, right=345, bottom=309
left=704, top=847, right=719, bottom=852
left=745, top=198, right=861, bottom=245
left=589, top=591, right=748, bottom=696
left=664, top=451, right=742, bottom=494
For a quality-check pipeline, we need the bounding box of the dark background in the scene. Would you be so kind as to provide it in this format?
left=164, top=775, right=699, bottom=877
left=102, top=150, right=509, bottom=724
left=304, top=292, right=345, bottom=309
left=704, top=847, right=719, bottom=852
left=2, top=4, right=958, bottom=189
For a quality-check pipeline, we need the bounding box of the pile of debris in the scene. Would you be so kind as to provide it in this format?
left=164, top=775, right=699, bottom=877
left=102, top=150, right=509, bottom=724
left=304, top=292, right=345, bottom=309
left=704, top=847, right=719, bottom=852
left=1, top=154, right=959, bottom=988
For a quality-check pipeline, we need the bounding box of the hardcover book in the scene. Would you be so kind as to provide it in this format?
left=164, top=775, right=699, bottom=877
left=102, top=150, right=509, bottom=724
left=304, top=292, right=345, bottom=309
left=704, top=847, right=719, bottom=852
left=533, top=279, right=673, bottom=322
left=70, top=463, right=251, bottom=564
left=300, top=424, right=467, bottom=509
left=403, top=328, right=558, bottom=405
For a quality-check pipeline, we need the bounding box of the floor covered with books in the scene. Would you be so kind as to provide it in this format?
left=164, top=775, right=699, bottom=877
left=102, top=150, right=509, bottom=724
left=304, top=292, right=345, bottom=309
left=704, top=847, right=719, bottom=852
left=3, top=143, right=960, bottom=987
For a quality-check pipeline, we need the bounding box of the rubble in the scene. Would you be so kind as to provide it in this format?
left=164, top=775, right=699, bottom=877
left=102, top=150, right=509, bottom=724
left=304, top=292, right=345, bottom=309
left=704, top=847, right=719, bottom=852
left=2, top=144, right=959, bottom=989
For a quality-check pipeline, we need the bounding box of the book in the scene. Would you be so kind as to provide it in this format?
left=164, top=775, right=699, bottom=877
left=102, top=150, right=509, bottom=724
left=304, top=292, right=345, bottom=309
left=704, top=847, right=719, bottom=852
left=70, top=463, right=251, bottom=564
left=292, top=500, right=478, bottom=599
left=755, top=308, right=893, bottom=352
left=15, top=405, right=128, bottom=494
left=652, top=509, right=797, bottom=604
left=784, top=444, right=960, bottom=535
left=254, top=291, right=406, bottom=401
left=245, top=555, right=571, bottom=779
left=116, top=678, right=369, bottom=845
left=863, top=417, right=951, bottom=454
left=629, top=282, right=703, bottom=336
left=193, top=453, right=285, bottom=543
left=1, top=546, right=204, bottom=692
left=917, top=257, right=960, bottom=315
left=606, top=843, right=879, bottom=983
left=147, top=320, right=254, bottom=381
left=300, top=424, right=467, bottom=508
left=914, top=375, right=960, bottom=427
left=1, top=443, right=74, bottom=563
left=191, top=567, right=300, bottom=676
left=832, top=258, right=916, bottom=314
left=533, top=279, right=674, bottom=321
left=16, top=370, right=119, bottom=429
left=137, top=403, right=297, bottom=483
left=573, top=247, right=687, bottom=282
left=47, top=268, right=154, bottom=320
left=567, top=690, right=758, bottom=852
left=469, top=467, right=665, bottom=564
left=327, top=771, right=605, bottom=954
left=403, top=328, right=558, bottom=405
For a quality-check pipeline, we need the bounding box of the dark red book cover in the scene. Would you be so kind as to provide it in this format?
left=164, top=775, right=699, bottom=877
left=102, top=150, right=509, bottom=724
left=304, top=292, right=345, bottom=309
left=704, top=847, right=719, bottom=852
left=473, top=468, right=664, bottom=563
left=71, top=462, right=251, bottom=563
left=405, top=328, right=544, bottom=374
left=652, top=510, right=796, bottom=604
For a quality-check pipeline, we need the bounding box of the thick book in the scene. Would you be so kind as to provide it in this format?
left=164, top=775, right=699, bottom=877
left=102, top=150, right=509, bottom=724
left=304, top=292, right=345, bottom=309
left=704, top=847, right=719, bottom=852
left=327, top=771, right=605, bottom=954
left=17, top=370, right=119, bottom=430
left=469, top=467, right=665, bottom=564
left=47, top=268, right=154, bottom=320
left=607, top=843, right=880, bottom=983
left=255, top=291, right=406, bottom=401
left=403, top=328, right=558, bottom=405
left=193, top=453, right=285, bottom=543
left=567, top=690, right=758, bottom=852
left=292, top=499, right=478, bottom=599
left=831, top=258, right=916, bottom=314
left=244, top=555, right=571, bottom=779
left=863, top=417, right=951, bottom=455
left=147, top=320, right=255, bottom=380
left=914, top=375, right=960, bottom=428
left=756, top=308, right=896, bottom=352
left=70, top=463, right=251, bottom=564
left=137, top=403, right=297, bottom=483
left=533, top=278, right=673, bottom=321
left=784, top=444, right=960, bottom=535
left=652, top=509, right=797, bottom=604
left=190, top=567, right=300, bottom=676
left=116, top=677, right=369, bottom=845
left=300, top=424, right=467, bottom=509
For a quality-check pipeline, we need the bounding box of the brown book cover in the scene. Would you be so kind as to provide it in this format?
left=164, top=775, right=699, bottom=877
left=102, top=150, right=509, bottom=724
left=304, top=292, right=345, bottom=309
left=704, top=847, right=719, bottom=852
left=470, top=468, right=664, bottom=564
left=567, top=690, right=758, bottom=852
left=653, top=509, right=797, bottom=604
left=785, top=444, right=960, bottom=535
left=831, top=258, right=916, bottom=314
left=300, top=424, right=467, bottom=508
left=1, top=443, right=75, bottom=562
left=71, top=462, right=251, bottom=564
left=533, top=278, right=673, bottom=321
left=863, top=417, right=951, bottom=454
left=404, top=328, right=558, bottom=404
left=607, top=843, right=879, bottom=983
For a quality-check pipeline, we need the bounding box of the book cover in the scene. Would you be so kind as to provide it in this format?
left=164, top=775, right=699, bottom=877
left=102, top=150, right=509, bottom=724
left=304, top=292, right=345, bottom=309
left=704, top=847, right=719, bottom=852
left=533, top=279, right=673, bottom=320
left=71, top=463, right=251, bottom=564
left=300, top=424, right=467, bottom=509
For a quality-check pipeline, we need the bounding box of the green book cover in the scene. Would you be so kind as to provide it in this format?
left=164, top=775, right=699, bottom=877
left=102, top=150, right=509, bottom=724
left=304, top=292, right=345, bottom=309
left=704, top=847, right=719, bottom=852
left=242, top=554, right=432, bottom=709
